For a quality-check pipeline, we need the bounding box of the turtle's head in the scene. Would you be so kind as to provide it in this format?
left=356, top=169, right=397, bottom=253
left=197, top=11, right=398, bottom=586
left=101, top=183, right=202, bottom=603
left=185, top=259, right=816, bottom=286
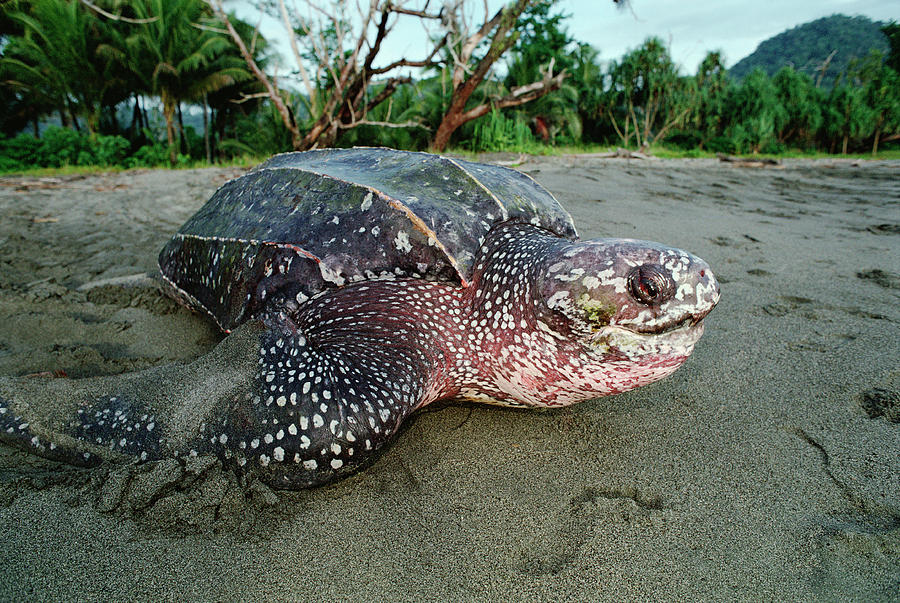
left=533, top=237, right=720, bottom=391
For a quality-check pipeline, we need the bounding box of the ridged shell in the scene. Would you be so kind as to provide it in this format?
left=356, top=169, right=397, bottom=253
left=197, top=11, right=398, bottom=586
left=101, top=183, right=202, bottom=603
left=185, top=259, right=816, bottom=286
left=158, top=148, right=577, bottom=331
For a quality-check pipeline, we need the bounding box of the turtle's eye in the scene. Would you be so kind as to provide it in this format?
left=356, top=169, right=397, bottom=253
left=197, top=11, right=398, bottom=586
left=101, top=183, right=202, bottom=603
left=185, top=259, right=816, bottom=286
left=627, top=265, right=672, bottom=305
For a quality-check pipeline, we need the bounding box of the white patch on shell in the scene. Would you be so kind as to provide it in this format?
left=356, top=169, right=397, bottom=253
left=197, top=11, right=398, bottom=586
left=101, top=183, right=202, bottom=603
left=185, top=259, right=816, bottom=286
left=360, top=192, right=373, bottom=211
left=318, top=263, right=345, bottom=286
left=394, top=231, right=412, bottom=253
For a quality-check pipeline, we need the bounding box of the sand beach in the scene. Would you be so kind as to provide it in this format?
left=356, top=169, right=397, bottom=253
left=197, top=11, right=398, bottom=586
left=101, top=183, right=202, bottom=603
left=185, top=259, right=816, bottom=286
left=0, top=155, right=897, bottom=600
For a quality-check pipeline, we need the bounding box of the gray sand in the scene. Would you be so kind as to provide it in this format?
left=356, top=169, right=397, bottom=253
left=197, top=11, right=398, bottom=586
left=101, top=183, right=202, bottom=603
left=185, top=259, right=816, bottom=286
left=0, top=157, right=897, bottom=600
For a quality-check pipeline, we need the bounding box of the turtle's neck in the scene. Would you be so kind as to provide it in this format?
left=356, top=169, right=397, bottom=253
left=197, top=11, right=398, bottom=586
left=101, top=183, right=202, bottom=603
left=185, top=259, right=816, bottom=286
left=454, top=222, right=697, bottom=407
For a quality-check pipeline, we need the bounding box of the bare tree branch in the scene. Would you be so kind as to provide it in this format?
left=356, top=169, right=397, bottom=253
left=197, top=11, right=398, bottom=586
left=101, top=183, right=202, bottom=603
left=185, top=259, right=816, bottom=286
left=191, top=22, right=229, bottom=35
left=207, top=0, right=301, bottom=148
left=338, top=118, right=428, bottom=130
left=363, top=76, right=412, bottom=113
left=456, top=60, right=566, bottom=125
left=80, top=0, right=158, bottom=23
left=388, top=4, right=442, bottom=19
left=279, top=0, right=317, bottom=105
left=226, top=0, right=557, bottom=151
left=453, top=5, right=504, bottom=90
left=370, top=32, right=448, bottom=75
left=431, top=0, right=538, bottom=151
left=231, top=91, right=272, bottom=103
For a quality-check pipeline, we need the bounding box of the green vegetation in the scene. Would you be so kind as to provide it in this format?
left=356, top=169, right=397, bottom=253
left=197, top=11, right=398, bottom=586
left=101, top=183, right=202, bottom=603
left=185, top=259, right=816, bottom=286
left=0, top=126, right=194, bottom=171
left=1, top=2, right=898, bottom=174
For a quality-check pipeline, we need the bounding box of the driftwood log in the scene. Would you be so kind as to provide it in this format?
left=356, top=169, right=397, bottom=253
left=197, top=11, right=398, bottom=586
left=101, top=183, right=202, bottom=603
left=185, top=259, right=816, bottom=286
left=717, top=154, right=783, bottom=168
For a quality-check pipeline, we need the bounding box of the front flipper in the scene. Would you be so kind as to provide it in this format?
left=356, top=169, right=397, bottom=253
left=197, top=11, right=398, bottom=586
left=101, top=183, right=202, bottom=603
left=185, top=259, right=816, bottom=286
left=0, top=321, right=262, bottom=469
left=204, top=312, right=435, bottom=488
left=0, top=310, right=438, bottom=489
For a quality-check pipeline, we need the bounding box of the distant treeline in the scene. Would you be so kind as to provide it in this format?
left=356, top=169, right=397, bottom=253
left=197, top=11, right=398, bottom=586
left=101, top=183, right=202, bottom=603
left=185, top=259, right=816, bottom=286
left=729, top=14, right=891, bottom=88
left=1, top=1, right=898, bottom=171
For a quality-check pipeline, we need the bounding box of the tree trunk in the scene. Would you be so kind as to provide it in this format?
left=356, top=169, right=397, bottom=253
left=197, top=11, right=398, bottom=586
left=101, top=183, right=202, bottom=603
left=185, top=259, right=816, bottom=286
left=842, top=134, right=848, bottom=155
left=213, top=3, right=302, bottom=149
left=872, top=127, right=881, bottom=155
left=429, top=0, right=532, bottom=152
left=141, top=98, right=149, bottom=134
left=86, top=108, right=99, bottom=135
left=431, top=110, right=466, bottom=152
left=629, top=101, right=642, bottom=149
left=203, top=95, right=211, bottom=164
left=176, top=103, right=187, bottom=156
left=213, top=107, right=225, bottom=161
left=163, top=94, right=177, bottom=165
left=69, top=102, right=80, bottom=132
left=130, top=94, right=142, bottom=134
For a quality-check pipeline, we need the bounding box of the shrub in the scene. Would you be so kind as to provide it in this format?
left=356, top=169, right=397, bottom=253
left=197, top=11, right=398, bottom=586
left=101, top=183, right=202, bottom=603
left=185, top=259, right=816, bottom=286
left=666, top=131, right=702, bottom=150
left=760, top=140, right=786, bottom=154
left=94, top=134, right=130, bottom=165
left=0, top=128, right=196, bottom=172
left=470, top=109, right=540, bottom=152
left=706, top=136, right=737, bottom=154
left=39, top=126, right=94, bottom=166
left=125, top=143, right=169, bottom=167
left=0, top=133, right=41, bottom=169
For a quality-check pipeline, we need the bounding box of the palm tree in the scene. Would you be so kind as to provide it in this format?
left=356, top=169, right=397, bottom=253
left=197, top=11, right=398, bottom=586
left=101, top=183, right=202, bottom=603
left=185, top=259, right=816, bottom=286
left=125, top=0, right=249, bottom=164
left=1, top=0, right=124, bottom=133
left=605, top=38, right=688, bottom=149
left=824, top=84, right=873, bottom=154
left=194, top=14, right=266, bottom=161
left=688, top=51, right=730, bottom=149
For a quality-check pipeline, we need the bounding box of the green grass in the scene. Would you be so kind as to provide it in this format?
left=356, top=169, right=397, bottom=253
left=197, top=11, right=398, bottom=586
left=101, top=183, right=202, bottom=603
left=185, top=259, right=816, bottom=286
left=0, top=164, right=122, bottom=177
left=453, top=142, right=900, bottom=161
left=646, top=143, right=900, bottom=160
left=3, top=146, right=896, bottom=178
left=0, top=155, right=263, bottom=177
left=446, top=143, right=614, bottom=159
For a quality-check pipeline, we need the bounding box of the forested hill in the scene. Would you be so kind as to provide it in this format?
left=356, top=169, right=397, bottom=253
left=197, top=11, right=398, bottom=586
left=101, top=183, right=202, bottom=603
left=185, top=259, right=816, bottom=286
left=729, top=14, right=889, bottom=87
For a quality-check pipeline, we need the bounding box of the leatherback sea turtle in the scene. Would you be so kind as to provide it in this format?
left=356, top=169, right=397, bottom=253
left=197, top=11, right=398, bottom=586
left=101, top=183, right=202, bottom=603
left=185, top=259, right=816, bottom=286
left=0, top=148, right=719, bottom=489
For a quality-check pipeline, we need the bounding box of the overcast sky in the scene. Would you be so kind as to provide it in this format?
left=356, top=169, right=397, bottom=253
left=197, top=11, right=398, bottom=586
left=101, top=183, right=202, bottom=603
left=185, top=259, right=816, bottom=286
left=563, top=0, right=898, bottom=71
left=237, top=0, right=898, bottom=77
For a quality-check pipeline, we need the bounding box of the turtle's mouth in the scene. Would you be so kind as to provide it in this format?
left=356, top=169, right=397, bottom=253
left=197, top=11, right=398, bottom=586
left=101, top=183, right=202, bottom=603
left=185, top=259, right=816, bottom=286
left=586, top=320, right=704, bottom=359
